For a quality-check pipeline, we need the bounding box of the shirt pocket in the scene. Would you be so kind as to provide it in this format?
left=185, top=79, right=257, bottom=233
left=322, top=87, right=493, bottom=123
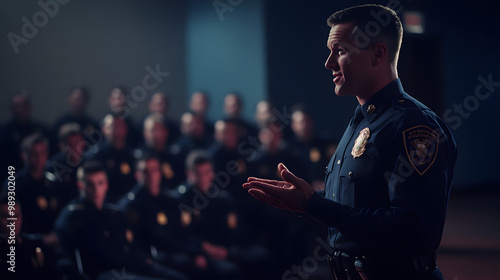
left=339, top=157, right=374, bottom=206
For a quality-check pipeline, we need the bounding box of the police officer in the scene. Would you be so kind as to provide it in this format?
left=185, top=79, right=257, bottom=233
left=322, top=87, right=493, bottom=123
left=134, top=114, right=184, bottom=189
left=51, top=86, right=99, bottom=149
left=55, top=161, right=188, bottom=280
left=223, top=93, right=257, bottom=139
left=0, top=92, right=51, bottom=181
left=178, top=151, right=270, bottom=279
left=243, top=5, right=457, bottom=280
left=87, top=114, right=136, bottom=203
left=141, top=92, right=181, bottom=143
left=170, top=112, right=214, bottom=160
left=106, top=86, right=141, bottom=147
left=287, top=105, right=335, bottom=189
left=208, top=119, right=249, bottom=202
left=1, top=134, right=60, bottom=247
left=0, top=194, right=57, bottom=280
left=119, top=154, right=207, bottom=277
left=46, top=123, right=86, bottom=207
left=189, top=91, right=214, bottom=137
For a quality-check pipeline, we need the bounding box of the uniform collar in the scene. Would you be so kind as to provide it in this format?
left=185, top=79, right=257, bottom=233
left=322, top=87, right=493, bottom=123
left=359, top=78, right=404, bottom=124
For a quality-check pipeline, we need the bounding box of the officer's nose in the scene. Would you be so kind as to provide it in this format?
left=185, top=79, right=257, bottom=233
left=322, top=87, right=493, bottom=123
left=324, top=51, right=337, bottom=70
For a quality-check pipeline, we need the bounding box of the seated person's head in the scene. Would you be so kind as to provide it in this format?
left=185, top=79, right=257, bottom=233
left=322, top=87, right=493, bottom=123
left=185, top=150, right=214, bottom=193
left=77, top=161, right=108, bottom=210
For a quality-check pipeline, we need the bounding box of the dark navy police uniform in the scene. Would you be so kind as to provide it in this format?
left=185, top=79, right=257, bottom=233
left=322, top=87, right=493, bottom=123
left=306, top=79, right=457, bottom=280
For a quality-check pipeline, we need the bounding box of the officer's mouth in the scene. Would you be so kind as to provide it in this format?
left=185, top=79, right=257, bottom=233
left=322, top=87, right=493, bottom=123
left=333, top=73, right=342, bottom=84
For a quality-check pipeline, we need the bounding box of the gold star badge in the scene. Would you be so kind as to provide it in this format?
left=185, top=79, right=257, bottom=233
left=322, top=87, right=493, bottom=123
left=162, top=163, right=174, bottom=179
left=309, top=148, right=321, bottom=163
left=367, top=104, right=376, bottom=114
left=120, top=162, right=131, bottom=175
left=125, top=229, right=134, bottom=243
left=180, top=211, right=192, bottom=227
left=157, top=212, right=168, bottom=226
left=227, top=212, right=238, bottom=230
left=37, top=196, right=48, bottom=210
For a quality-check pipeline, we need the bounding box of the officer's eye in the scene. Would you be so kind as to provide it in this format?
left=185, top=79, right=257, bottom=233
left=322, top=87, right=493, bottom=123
left=337, top=49, right=346, bottom=55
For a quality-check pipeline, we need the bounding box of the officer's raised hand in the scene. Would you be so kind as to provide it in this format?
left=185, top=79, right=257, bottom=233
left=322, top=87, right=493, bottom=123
left=242, top=163, right=315, bottom=213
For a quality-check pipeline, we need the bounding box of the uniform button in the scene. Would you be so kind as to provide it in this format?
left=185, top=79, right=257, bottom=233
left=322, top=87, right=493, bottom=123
left=348, top=171, right=353, bottom=177
left=332, top=193, right=335, bottom=198
left=337, top=159, right=341, bottom=165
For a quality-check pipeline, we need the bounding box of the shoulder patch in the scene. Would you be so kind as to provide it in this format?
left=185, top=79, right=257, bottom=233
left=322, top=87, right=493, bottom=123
left=403, top=125, right=439, bottom=176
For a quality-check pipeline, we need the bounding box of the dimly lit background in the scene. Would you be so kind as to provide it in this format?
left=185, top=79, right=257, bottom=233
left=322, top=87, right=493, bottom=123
left=1, top=0, right=499, bottom=278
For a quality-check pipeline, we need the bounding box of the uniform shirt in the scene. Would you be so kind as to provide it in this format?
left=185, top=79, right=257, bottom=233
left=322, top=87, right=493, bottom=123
left=306, top=79, right=458, bottom=256
left=133, top=146, right=185, bottom=189
left=0, top=233, right=56, bottom=280
left=208, top=142, right=249, bottom=202
left=119, top=185, right=202, bottom=256
left=85, top=143, right=136, bottom=203
left=45, top=151, right=82, bottom=207
left=55, top=198, right=151, bottom=278
left=287, top=136, right=333, bottom=183
left=2, top=168, right=61, bottom=234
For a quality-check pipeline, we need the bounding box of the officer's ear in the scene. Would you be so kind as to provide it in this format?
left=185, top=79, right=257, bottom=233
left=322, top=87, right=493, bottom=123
left=371, top=43, right=388, bottom=67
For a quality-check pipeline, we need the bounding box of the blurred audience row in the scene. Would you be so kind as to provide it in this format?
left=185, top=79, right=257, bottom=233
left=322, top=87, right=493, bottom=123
left=0, top=87, right=338, bottom=279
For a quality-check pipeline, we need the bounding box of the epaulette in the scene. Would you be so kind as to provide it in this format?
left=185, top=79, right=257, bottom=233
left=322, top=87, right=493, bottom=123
left=391, top=95, right=433, bottom=129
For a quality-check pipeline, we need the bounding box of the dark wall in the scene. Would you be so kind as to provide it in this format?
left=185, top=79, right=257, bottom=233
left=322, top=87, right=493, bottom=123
left=186, top=0, right=266, bottom=123
left=0, top=0, right=187, bottom=125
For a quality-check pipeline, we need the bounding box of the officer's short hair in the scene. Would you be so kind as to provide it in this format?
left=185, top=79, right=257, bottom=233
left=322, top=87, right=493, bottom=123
left=77, top=161, right=106, bottom=183
left=327, top=4, right=403, bottom=64
left=185, top=150, right=210, bottom=171
left=58, top=123, right=82, bottom=144
left=21, top=133, right=48, bottom=156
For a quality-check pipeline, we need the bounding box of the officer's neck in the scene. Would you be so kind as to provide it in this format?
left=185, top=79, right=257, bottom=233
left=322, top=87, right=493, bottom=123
left=356, top=70, right=398, bottom=105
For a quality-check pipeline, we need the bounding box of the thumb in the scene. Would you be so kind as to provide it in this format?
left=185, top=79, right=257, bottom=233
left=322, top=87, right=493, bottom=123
left=279, top=163, right=302, bottom=186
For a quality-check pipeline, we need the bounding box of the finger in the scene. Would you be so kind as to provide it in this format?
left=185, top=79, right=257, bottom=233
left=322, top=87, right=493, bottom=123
left=242, top=182, right=253, bottom=190
left=247, top=180, right=291, bottom=196
left=248, top=177, right=288, bottom=187
left=248, top=189, right=291, bottom=211
left=281, top=166, right=304, bottom=186
left=278, top=162, right=286, bottom=175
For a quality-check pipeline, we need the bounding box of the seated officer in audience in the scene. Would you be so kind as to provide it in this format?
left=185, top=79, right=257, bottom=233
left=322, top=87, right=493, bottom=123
left=87, top=114, right=136, bottom=203
left=135, top=114, right=184, bottom=189
left=208, top=119, right=249, bottom=202
left=119, top=154, right=207, bottom=278
left=51, top=86, right=99, bottom=150
left=250, top=119, right=304, bottom=181
left=0, top=92, right=51, bottom=181
left=106, top=86, right=141, bottom=147
left=55, top=161, right=188, bottom=280
left=46, top=123, right=86, bottom=207
left=1, top=134, right=59, bottom=249
left=287, top=105, right=337, bottom=189
left=223, top=93, right=256, bottom=139
left=178, top=151, right=269, bottom=279
left=0, top=194, right=57, bottom=280
left=254, top=100, right=273, bottom=131
left=142, top=92, right=181, bottom=143
left=189, top=91, right=214, bottom=136
left=170, top=112, right=213, bottom=160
